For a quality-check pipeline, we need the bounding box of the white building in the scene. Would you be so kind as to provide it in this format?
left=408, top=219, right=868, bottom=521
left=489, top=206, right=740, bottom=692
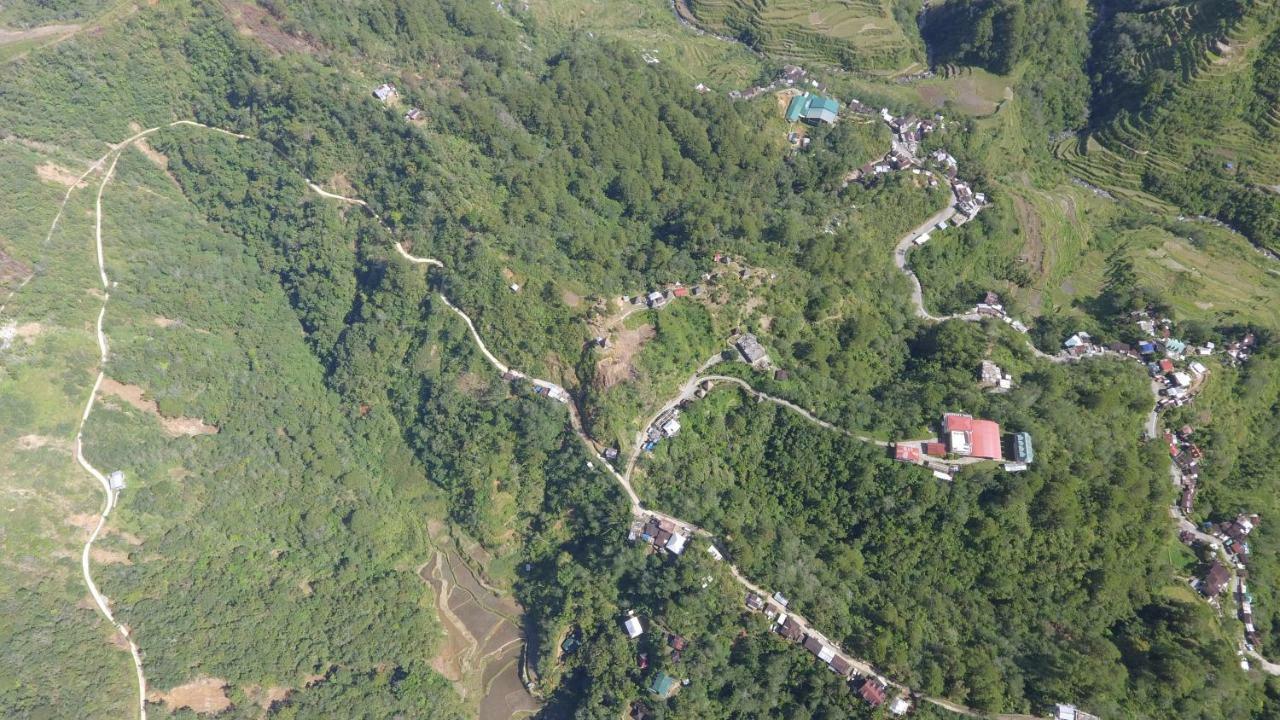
left=108, top=470, right=126, bottom=491
left=665, top=532, right=688, bottom=555
left=624, top=616, right=644, bottom=639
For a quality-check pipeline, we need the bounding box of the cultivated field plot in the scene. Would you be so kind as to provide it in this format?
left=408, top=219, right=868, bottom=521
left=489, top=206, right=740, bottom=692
left=422, top=520, right=538, bottom=720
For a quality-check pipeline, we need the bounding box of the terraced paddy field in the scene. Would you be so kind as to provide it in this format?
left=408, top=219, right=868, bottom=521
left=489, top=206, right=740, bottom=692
left=421, top=519, right=538, bottom=720
left=910, top=175, right=1280, bottom=332
left=686, top=0, right=923, bottom=73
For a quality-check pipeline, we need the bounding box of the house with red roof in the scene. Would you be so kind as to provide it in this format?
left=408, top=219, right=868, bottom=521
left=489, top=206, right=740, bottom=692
left=893, top=443, right=921, bottom=463
left=942, top=413, right=1002, bottom=460
left=858, top=678, right=887, bottom=707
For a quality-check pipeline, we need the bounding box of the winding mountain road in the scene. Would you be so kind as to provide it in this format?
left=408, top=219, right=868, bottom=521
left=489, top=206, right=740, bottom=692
left=22, top=116, right=1261, bottom=720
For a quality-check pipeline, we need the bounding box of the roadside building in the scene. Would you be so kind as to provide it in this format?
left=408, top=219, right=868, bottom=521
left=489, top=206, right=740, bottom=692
left=923, top=441, right=946, bottom=457
left=108, top=470, right=126, bottom=491
left=893, top=443, right=921, bottom=463
left=889, top=697, right=911, bottom=715
left=776, top=615, right=804, bottom=642
left=1203, top=560, right=1231, bottom=597
left=858, top=678, right=887, bottom=707
left=745, top=593, right=766, bottom=611
left=830, top=655, right=853, bottom=677
left=942, top=413, right=1003, bottom=460
left=735, top=334, right=769, bottom=366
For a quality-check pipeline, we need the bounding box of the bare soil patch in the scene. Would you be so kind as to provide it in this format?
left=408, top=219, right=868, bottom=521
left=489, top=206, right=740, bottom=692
left=91, top=547, right=131, bottom=565
left=153, top=316, right=180, bottom=327
left=15, top=434, right=66, bottom=451
left=133, top=137, right=168, bottom=169
left=561, top=288, right=583, bottom=308
left=217, top=0, right=316, bottom=55
left=0, top=24, right=79, bottom=47
left=149, top=678, right=232, bottom=714
left=244, top=684, right=292, bottom=710
left=35, top=162, right=86, bottom=188
left=66, top=513, right=143, bottom=545
left=594, top=324, right=654, bottom=390
left=0, top=245, right=32, bottom=287
left=99, top=376, right=219, bottom=437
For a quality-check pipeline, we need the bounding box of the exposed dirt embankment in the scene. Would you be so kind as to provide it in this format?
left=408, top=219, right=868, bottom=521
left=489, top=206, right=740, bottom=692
left=99, top=376, right=219, bottom=437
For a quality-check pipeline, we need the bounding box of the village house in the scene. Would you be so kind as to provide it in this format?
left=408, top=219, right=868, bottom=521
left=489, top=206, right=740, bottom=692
left=780, top=64, right=807, bottom=85
left=775, top=614, right=804, bottom=642
left=634, top=515, right=689, bottom=555
left=745, top=593, right=766, bottom=611
left=1055, top=703, right=1101, bottom=720
left=889, top=696, right=911, bottom=715
left=979, top=360, right=1003, bottom=387
left=108, top=470, right=126, bottom=491
left=893, top=443, right=922, bottom=463
left=941, top=412, right=1003, bottom=460
left=624, top=614, right=645, bottom=639
left=404, top=107, right=425, bottom=122
left=1202, top=560, right=1231, bottom=597
left=648, top=671, right=677, bottom=698
left=372, top=83, right=398, bottom=102
left=830, top=654, right=853, bottom=677
left=1012, top=431, right=1035, bottom=464
left=735, top=334, right=769, bottom=366
left=857, top=677, right=887, bottom=707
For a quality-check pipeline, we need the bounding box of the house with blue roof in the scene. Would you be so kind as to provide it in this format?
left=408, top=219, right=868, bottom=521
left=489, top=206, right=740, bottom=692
left=785, top=92, right=840, bottom=125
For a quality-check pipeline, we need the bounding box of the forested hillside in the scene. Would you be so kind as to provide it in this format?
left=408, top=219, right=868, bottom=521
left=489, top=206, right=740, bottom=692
left=5, top=0, right=1280, bottom=718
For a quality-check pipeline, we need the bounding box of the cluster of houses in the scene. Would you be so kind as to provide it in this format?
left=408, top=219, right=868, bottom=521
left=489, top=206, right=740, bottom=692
left=896, top=409, right=1034, bottom=471
left=1167, top=425, right=1203, bottom=514
left=892, top=413, right=1033, bottom=473
left=629, top=514, right=691, bottom=555
left=372, top=83, right=426, bottom=123
left=1214, top=513, right=1260, bottom=572
left=845, top=110, right=987, bottom=227
left=971, top=290, right=1030, bottom=333
left=642, top=408, right=683, bottom=452
left=743, top=593, right=911, bottom=715
left=619, top=609, right=691, bottom=702
left=1225, top=331, right=1258, bottom=365
left=627, top=282, right=705, bottom=311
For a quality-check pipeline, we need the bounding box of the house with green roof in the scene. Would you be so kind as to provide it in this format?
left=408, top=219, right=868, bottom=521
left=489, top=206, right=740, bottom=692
left=648, top=671, right=677, bottom=698
left=784, top=92, right=840, bottom=125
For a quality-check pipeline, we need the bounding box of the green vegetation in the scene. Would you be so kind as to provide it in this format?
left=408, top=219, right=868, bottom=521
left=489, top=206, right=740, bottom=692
left=6, top=0, right=1280, bottom=717
left=686, top=0, right=924, bottom=73
left=640, top=326, right=1266, bottom=716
